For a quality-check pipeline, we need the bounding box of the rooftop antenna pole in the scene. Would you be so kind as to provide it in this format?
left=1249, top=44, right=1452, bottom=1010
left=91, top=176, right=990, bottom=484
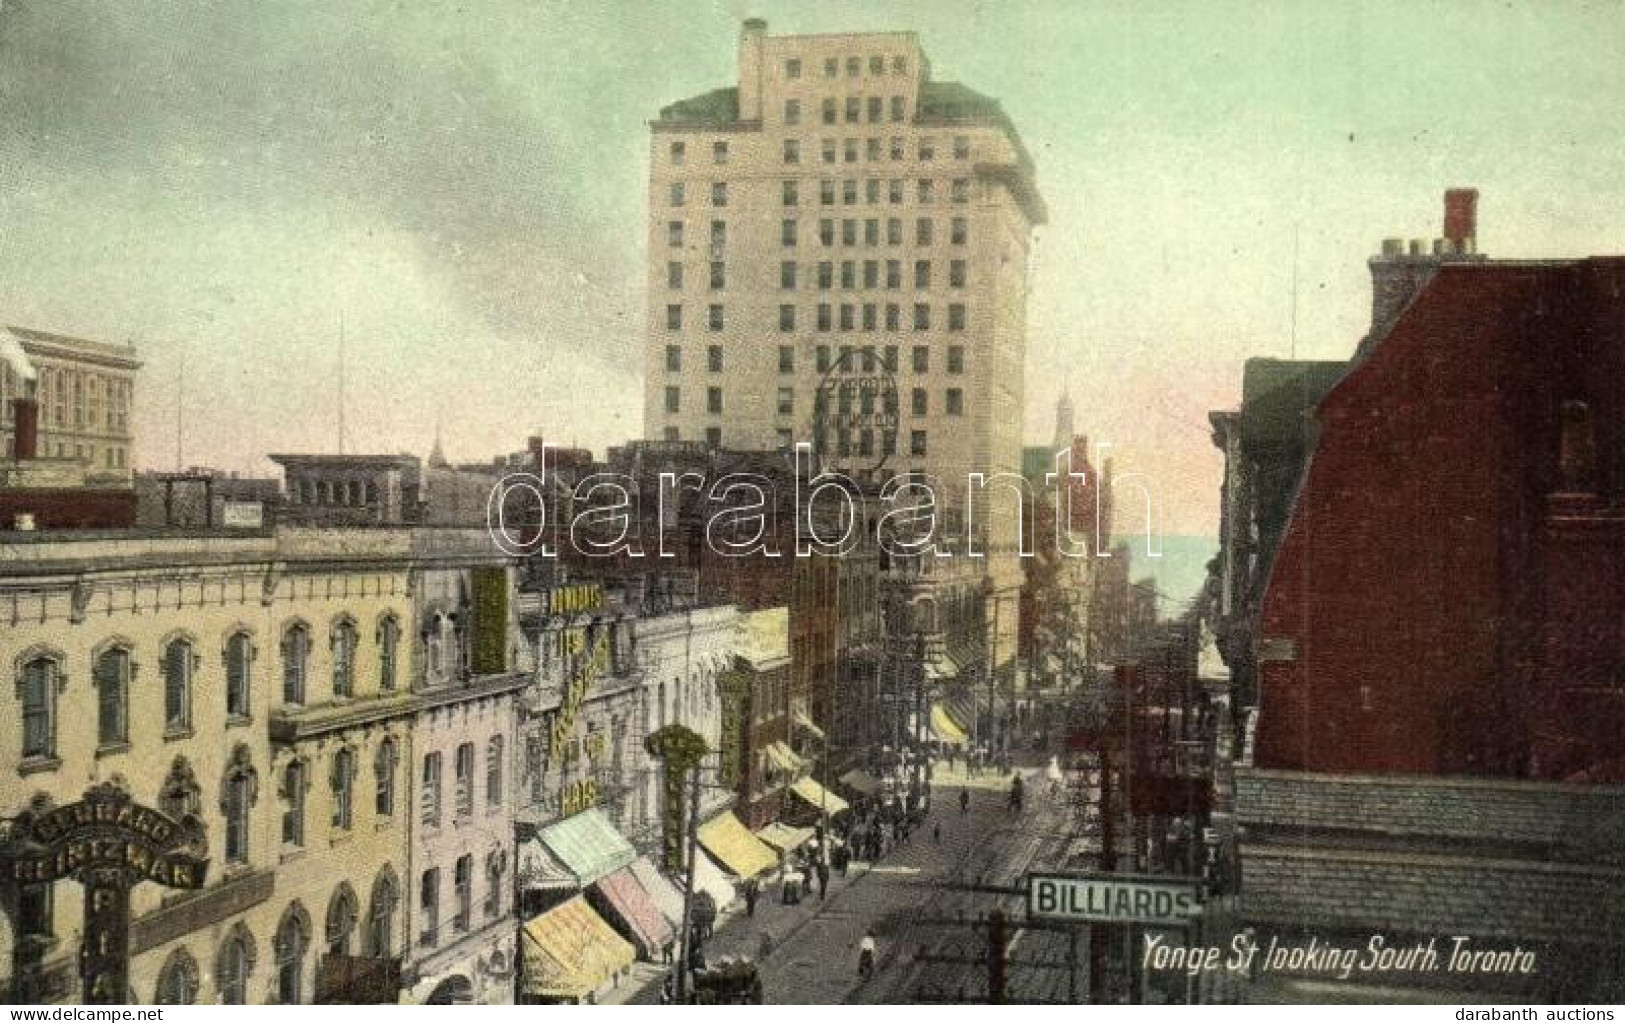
left=1290, top=221, right=1300, bottom=360
left=337, top=313, right=347, bottom=455
left=174, top=343, right=185, bottom=471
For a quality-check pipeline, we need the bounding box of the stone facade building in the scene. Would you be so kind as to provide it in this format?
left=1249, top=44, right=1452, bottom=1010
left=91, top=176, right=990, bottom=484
left=0, top=528, right=417, bottom=1004
left=1, top=325, right=139, bottom=479
left=399, top=529, right=528, bottom=1005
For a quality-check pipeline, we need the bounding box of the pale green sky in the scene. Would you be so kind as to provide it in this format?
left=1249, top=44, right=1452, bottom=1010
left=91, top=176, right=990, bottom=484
left=2, top=1, right=1622, bottom=532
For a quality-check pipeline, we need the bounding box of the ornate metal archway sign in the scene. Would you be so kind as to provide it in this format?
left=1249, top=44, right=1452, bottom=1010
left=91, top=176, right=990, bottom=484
left=2, top=781, right=207, bottom=1004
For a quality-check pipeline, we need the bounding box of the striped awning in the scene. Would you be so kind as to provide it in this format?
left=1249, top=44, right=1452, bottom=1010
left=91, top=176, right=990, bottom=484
left=838, top=769, right=881, bottom=796
left=764, top=741, right=805, bottom=777
left=789, top=776, right=850, bottom=816
left=931, top=703, right=970, bottom=745
left=697, top=812, right=779, bottom=878
left=535, top=807, right=637, bottom=886
left=628, top=856, right=685, bottom=929
left=591, top=867, right=674, bottom=960
left=924, top=647, right=960, bottom=682
left=792, top=710, right=826, bottom=742
left=520, top=896, right=636, bottom=1002
left=518, top=837, right=577, bottom=892
left=689, top=843, right=738, bottom=912
left=755, top=822, right=814, bottom=854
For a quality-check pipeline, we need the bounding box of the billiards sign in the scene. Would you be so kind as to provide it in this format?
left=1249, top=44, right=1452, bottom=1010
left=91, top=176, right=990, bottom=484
left=1027, top=873, right=1200, bottom=927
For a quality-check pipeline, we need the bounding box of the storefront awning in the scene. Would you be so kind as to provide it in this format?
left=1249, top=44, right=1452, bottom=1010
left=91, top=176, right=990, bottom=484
left=792, top=710, right=826, bottom=742
left=789, top=776, right=850, bottom=816
left=930, top=703, right=970, bottom=745
left=838, top=769, right=881, bottom=796
left=520, top=896, right=636, bottom=1002
left=535, top=807, right=638, bottom=886
left=755, top=822, right=814, bottom=854
left=697, top=812, right=779, bottom=878
left=591, top=867, right=674, bottom=960
left=764, top=741, right=805, bottom=777
left=628, top=856, right=685, bottom=930
left=925, top=648, right=960, bottom=682
left=690, top=843, right=738, bottom=912
left=518, top=837, right=578, bottom=892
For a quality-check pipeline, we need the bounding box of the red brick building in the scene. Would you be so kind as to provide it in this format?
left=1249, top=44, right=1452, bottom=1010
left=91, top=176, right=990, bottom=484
left=1255, top=255, right=1625, bottom=780
left=1216, top=194, right=1625, bottom=1003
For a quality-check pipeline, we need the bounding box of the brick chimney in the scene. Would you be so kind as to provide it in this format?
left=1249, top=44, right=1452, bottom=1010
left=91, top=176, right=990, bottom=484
left=1443, top=188, right=1478, bottom=252
left=1361, top=188, right=1486, bottom=355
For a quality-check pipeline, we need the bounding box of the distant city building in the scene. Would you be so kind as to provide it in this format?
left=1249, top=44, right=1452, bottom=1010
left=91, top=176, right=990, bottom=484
left=271, top=454, right=425, bottom=526
left=134, top=469, right=281, bottom=530
left=0, top=325, right=139, bottom=478
left=641, top=20, right=1045, bottom=599
left=1, top=326, right=139, bottom=531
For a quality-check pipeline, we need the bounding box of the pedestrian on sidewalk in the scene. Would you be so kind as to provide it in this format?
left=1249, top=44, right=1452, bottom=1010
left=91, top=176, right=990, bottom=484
left=932, top=821, right=941, bottom=843
left=959, top=786, right=970, bottom=816
left=817, top=860, right=830, bottom=900
left=744, top=876, right=760, bottom=917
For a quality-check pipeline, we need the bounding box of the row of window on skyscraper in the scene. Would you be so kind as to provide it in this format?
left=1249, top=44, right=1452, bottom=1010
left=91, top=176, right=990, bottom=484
left=663, top=300, right=967, bottom=334
left=669, top=258, right=969, bottom=292
left=657, top=422, right=936, bottom=458
left=668, top=176, right=971, bottom=207
left=664, top=215, right=969, bottom=253
left=785, top=53, right=910, bottom=81
left=663, top=342, right=964, bottom=377
left=661, top=385, right=965, bottom=419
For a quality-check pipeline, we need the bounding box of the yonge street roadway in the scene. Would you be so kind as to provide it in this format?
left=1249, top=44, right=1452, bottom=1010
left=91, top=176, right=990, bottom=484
left=625, top=760, right=1095, bottom=1005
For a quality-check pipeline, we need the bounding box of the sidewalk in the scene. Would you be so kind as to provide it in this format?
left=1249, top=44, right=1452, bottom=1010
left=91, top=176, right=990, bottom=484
left=614, top=772, right=1036, bottom=1004
left=612, top=853, right=880, bottom=1004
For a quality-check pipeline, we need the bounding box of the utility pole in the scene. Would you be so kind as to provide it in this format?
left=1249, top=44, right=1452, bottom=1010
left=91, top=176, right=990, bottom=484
left=986, top=587, right=1000, bottom=753
left=675, top=763, right=702, bottom=1003
left=1091, top=743, right=1114, bottom=1004
left=987, top=909, right=1008, bottom=1004
left=914, top=629, right=927, bottom=812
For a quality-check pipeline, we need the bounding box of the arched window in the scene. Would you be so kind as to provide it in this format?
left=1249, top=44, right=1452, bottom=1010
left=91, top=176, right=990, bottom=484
left=330, top=747, right=356, bottom=831
left=377, top=616, right=399, bottom=691
left=215, top=924, right=255, bottom=1005
left=331, top=619, right=357, bottom=699
left=374, top=737, right=397, bottom=818
left=425, top=614, right=445, bottom=680
left=486, top=735, right=504, bottom=808
left=453, top=854, right=472, bottom=934
left=220, top=745, right=258, bottom=866
left=365, top=867, right=399, bottom=958
left=484, top=847, right=506, bottom=920
left=225, top=632, right=253, bottom=719
left=93, top=646, right=131, bottom=749
left=281, top=760, right=307, bottom=848
left=18, top=653, right=61, bottom=762
left=325, top=884, right=358, bottom=958
left=282, top=623, right=309, bottom=705
left=273, top=903, right=310, bottom=1005
left=154, top=947, right=199, bottom=1005
left=162, top=637, right=194, bottom=734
